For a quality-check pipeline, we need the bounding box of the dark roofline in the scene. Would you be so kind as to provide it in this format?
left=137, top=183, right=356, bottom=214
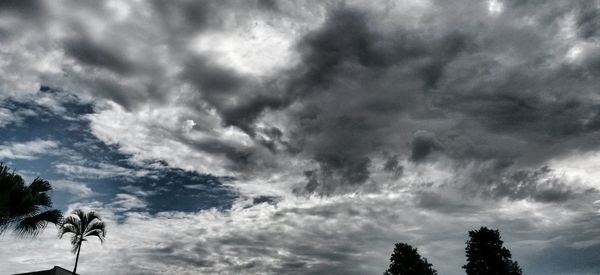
left=13, top=266, right=76, bottom=275
left=52, top=265, right=77, bottom=275
left=53, top=266, right=76, bottom=274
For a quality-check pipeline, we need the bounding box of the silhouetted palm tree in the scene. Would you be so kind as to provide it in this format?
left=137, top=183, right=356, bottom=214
left=59, top=209, right=106, bottom=275
left=0, top=163, right=62, bottom=236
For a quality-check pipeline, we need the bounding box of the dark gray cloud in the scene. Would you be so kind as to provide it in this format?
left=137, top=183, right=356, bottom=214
left=182, top=57, right=244, bottom=94
left=184, top=138, right=257, bottom=172
left=1, top=0, right=596, bottom=198
left=64, top=37, right=138, bottom=75
left=0, top=0, right=44, bottom=18
left=416, top=191, right=480, bottom=214
left=150, top=0, right=280, bottom=39
left=463, top=165, right=593, bottom=203
left=383, top=154, right=403, bottom=177
left=410, top=131, right=442, bottom=162
left=268, top=8, right=473, bottom=193
left=180, top=58, right=288, bottom=136
left=490, top=167, right=581, bottom=203
left=577, top=8, right=600, bottom=39
left=259, top=2, right=600, bottom=195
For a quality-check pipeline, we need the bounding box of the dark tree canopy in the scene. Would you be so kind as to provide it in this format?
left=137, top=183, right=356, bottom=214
left=463, top=227, right=523, bottom=275
left=384, top=242, right=438, bottom=275
left=0, top=163, right=62, bottom=236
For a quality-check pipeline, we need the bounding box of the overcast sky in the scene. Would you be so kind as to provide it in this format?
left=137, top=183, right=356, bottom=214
left=1, top=0, right=600, bottom=274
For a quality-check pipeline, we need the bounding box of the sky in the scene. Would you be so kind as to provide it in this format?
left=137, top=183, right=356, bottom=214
left=0, top=0, right=600, bottom=274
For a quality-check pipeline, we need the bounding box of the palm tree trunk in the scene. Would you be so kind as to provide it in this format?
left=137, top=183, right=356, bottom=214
left=73, top=240, right=82, bottom=275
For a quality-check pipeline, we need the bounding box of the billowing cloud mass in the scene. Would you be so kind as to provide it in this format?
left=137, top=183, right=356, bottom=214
left=1, top=0, right=600, bottom=274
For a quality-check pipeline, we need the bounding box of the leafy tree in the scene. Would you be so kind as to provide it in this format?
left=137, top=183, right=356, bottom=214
left=59, top=209, right=106, bottom=274
left=0, top=163, right=62, bottom=236
left=463, top=227, right=523, bottom=275
left=384, top=242, right=438, bottom=275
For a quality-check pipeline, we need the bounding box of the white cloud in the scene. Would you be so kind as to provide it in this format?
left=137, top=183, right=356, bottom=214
left=51, top=179, right=96, bottom=199
left=54, top=162, right=150, bottom=179
left=120, top=185, right=156, bottom=197
left=0, top=189, right=595, bottom=275
left=189, top=19, right=300, bottom=77
left=181, top=119, right=196, bottom=132
left=87, top=101, right=257, bottom=177
left=109, top=193, right=147, bottom=211
left=488, top=0, right=504, bottom=15
left=0, top=107, right=19, bottom=127
left=0, top=139, right=58, bottom=160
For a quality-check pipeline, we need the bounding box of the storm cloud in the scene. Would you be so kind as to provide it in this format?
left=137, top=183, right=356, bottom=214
left=1, top=0, right=600, bottom=274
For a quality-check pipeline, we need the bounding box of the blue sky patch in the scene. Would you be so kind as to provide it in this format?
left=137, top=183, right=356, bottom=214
left=0, top=87, right=237, bottom=214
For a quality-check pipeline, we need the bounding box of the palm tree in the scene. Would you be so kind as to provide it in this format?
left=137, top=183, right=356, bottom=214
left=0, top=163, right=63, bottom=236
left=59, top=209, right=106, bottom=275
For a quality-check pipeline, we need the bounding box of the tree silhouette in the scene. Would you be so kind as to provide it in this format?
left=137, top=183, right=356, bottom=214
left=463, top=227, right=523, bottom=275
left=0, top=163, right=62, bottom=236
left=384, top=242, right=438, bottom=275
left=59, top=209, right=106, bottom=275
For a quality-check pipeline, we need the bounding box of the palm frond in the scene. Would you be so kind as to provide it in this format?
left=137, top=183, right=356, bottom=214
left=42, top=209, right=62, bottom=223
left=58, top=223, right=78, bottom=238
left=0, top=213, right=13, bottom=227
left=28, top=178, right=53, bottom=209
left=84, top=219, right=105, bottom=235
left=73, top=209, right=85, bottom=218
left=73, top=209, right=87, bottom=227
left=14, top=209, right=63, bottom=237
left=31, top=192, right=52, bottom=209
left=82, top=212, right=102, bottom=232
left=59, top=209, right=106, bottom=254
left=70, top=235, right=80, bottom=253
left=4, top=186, right=32, bottom=217
left=0, top=164, right=24, bottom=187
left=85, top=229, right=106, bottom=243
left=28, top=178, right=52, bottom=194
left=81, top=210, right=99, bottom=232
left=0, top=162, right=9, bottom=176
left=0, top=164, right=62, bottom=237
left=0, top=217, right=14, bottom=235
left=60, top=214, right=82, bottom=234
left=83, top=218, right=106, bottom=244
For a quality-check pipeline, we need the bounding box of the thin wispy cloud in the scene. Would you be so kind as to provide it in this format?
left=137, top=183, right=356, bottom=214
left=51, top=179, right=96, bottom=199
left=0, top=139, right=58, bottom=160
